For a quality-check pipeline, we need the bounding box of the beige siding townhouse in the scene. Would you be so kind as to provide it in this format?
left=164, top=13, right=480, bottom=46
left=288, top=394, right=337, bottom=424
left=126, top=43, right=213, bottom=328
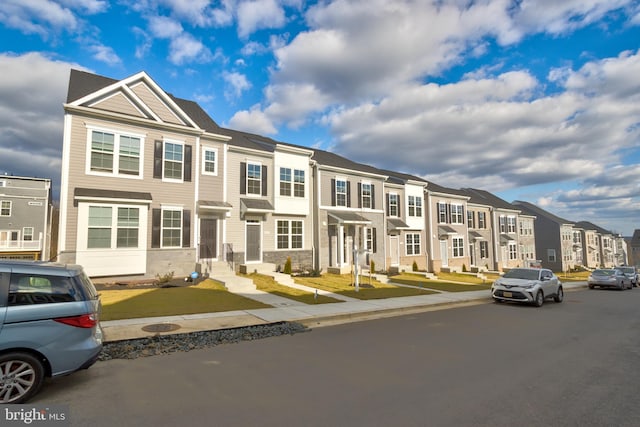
left=425, top=183, right=470, bottom=273
left=458, top=189, right=495, bottom=272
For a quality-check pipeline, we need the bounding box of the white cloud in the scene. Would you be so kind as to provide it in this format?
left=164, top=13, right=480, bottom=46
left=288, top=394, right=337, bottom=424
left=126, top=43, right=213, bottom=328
left=148, top=15, right=184, bottom=38
left=237, top=0, right=287, bottom=38
left=88, top=44, right=121, bottom=65
left=168, top=33, right=213, bottom=65
left=228, top=106, right=277, bottom=135
left=0, top=0, right=79, bottom=38
left=223, top=71, right=252, bottom=99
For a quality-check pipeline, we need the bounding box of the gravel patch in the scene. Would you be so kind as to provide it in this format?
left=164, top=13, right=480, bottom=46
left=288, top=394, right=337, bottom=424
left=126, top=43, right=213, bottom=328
left=99, top=322, right=309, bottom=361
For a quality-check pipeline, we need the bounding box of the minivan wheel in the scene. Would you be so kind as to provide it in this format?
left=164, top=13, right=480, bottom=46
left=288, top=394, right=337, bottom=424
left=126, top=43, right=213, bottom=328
left=534, top=291, right=544, bottom=307
left=554, top=287, right=564, bottom=303
left=0, top=353, right=45, bottom=404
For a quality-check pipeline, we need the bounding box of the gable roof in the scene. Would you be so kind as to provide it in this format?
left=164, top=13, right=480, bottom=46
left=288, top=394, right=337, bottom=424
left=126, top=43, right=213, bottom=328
left=461, top=188, right=519, bottom=211
left=512, top=200, right=574, bottom=226
left=575, top=221, right=614, bottom=235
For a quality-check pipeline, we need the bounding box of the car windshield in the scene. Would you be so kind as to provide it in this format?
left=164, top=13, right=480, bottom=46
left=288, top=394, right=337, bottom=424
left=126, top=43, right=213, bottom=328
left=618, top=267, right=634, bottom=274
left=592, top=269, right=613, bottom=276
left=502, top=269, right=540, bottom=280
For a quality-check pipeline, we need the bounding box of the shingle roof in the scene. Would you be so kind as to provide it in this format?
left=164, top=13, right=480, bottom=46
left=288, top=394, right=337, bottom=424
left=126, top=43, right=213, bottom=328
left=574, top=221, right=614, bottom=235
left=461, top=188, right=519, bottom=210
left=512, top=200, right=574, bottom=225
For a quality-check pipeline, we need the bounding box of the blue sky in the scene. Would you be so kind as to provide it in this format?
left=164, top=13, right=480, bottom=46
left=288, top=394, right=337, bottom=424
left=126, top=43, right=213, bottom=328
left=0, top=0, right=639, bottom=236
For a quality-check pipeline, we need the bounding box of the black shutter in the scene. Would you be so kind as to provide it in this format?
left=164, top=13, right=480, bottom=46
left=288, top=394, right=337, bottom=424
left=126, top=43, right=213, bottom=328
left=447, top=203, right=451, bottom=224
left=397, top=196, right=401, bottom=218
left=240, top=162, right=246, bottom=195
left=183, top=145, right=192, bottom=182
left=153, top=141, right=163, bottom=179
left=371, top=185, right=375, bottom=209
left=152, top=208, right=161, bottom=248
left=357, top=183, right=362, bottom=208
left=182, top=210, right=191, bottom=248
left=346, top=181, right=351, bottom=207
left=331, top=179, right=336, bottom=206
left=461, top=205, right=465, bottom=224
left=386, top=193, right=390, bottom=216
left=262, top=165, right=268, bottom=196
left=373, top=228, right=377, bottom=253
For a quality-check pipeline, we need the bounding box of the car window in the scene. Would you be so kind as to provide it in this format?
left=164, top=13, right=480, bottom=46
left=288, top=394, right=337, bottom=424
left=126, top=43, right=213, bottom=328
left=593, top=269, right=612, bottom=276
left=8, top=273, right=80, bottom=306
left=503, top=269, right=540, bottom=280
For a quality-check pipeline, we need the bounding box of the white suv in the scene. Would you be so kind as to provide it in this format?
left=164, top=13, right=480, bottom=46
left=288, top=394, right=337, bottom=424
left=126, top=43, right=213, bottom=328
left=491, top=268, right=563, bottom=307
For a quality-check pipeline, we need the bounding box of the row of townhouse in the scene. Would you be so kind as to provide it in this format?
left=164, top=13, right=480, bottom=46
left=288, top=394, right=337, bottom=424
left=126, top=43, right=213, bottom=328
left=0, top=175, right=52, bottom=260
left=56, top=70, right=626, bottom=279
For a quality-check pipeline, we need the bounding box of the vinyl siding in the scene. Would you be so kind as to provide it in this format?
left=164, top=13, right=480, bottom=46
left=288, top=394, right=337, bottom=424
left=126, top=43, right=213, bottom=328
left=130, top=82, right=186, bottom=126
left=90, top=92, right=145, bottom=118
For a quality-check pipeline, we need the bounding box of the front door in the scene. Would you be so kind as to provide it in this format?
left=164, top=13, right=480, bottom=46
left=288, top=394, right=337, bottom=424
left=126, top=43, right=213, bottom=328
left=440, top=240, right=449, bottom=267
left=246, top=220, right=261, bottom=262
left=389, top=236, right=399, bottom=267
left=199, top=218, right=217, bottom=259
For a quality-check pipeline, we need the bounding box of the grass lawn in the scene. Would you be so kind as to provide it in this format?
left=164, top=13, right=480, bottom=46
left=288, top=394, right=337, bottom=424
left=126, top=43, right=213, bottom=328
left=241, top=273, right=343, bottom=304
left=556, top=271, right=590, bottom=281
left=99, top=279, right=270, bottom=321
left=293, top=273, right=438, bottom=300
left=389, top=273, right=492, bottom=292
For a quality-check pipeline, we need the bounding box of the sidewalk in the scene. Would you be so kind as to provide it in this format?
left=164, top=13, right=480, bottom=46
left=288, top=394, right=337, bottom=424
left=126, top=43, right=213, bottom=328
left=100, top=282, right=587, bottom=342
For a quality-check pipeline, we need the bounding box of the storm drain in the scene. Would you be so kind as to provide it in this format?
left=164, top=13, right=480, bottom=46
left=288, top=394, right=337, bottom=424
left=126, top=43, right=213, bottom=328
left=142, top=323, right=181, bottom=333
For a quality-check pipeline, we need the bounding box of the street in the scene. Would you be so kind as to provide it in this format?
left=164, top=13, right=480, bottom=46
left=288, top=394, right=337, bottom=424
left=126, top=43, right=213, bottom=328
left=33, top=287, right=640, bottom=426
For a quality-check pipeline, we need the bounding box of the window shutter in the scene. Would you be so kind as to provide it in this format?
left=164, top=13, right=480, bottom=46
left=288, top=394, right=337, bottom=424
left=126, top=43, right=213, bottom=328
left=447, top=203, right=451, bottom=224
left=357, top=183, right=362, bottom=208
left=182, top=209, right=191, bottom=248
left=152, top=208, right=161, bottom=248
left=371, top=185, right=375, bottom=209
left=240, top=162, right=246, bottom=195
left=373, top=228, right=377, bottom=253
left=262, top=165, right=268, bottom=196
left=461, top=205, right=465, bottom=224
left=386, top=193, right=390, bottom=216
left=183, top=145, right=192, bottom=182
left=346, top=181, right=351, bottom=207
left=331, top=179, right=336, bottom=206
left=153, top=141, right=163, bottom=179
left=397, top=196, right=401, bottom=217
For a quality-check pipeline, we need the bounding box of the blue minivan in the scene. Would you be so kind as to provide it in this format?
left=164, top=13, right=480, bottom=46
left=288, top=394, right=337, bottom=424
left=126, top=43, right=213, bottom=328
left=0, top=260, right=103, bottom=403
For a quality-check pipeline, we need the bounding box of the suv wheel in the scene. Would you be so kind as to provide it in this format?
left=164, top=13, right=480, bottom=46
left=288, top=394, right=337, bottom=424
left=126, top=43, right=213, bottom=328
left=534, top=291, right=544, bottom=307
left=0, top=353, right=45, bottom=404
left=553, top=287, right=564, bottom=303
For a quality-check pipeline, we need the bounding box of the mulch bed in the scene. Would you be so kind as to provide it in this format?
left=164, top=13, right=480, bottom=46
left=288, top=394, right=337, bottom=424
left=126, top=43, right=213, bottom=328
left=93, top=276, right=206, bottom=291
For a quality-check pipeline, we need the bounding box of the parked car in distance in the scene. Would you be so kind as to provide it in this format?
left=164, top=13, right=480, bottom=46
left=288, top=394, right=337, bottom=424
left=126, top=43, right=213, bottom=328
left=617, top=266, right=639, bottom=288
left=491, top=268, right=563, bottom=307
left=587, top=268, right=632, bottom=290
left=0, top=260, right=103, bottom=404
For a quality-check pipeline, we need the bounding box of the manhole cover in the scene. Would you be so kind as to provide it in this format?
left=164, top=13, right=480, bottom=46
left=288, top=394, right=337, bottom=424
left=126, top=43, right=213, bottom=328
left=142, top=323, right=181, bottom=332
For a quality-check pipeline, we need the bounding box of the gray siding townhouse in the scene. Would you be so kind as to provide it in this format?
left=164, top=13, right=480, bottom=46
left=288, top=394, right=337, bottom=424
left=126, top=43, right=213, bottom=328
left=60, top=70, right=233, bottom=278
left=311, top=150, right=387, bottom=274
left=512, top=201, right=575, bottom=272
left=425, top=182, right=470, bottom=272
left=458, top=189, right=495, bottom=271
left=379, top=170, right=428, bottom=272
left=574, top=221, right=620, bottom=268
left=626, top=229, right=640, bottom=267
left=462, top=189, right=523, bottom=271
left=220, top=129, right=314, bottom=272
left=0, top=175, right=52, bottom=260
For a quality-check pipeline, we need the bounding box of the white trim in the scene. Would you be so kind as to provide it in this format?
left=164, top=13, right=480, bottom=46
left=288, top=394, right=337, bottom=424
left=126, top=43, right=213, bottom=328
left=202, top=146, right=218, bottom=176
left=162, top=139, right=185, bottom=183
left=160, top=206, right=184, bottom=249
left=87, top=90, right=148, bottom=118
left=58, top=114, right=72, bottom=252
left=84, top=125, right=146, bottom=180
left=129, top=81, right=180, bottom=124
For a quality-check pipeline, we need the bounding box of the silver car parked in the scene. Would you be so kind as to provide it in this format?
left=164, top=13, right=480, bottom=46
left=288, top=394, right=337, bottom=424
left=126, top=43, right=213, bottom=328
left=588, top=268, right=632, bottom=290
left=0, top=261, right=103, bottom=403
left=491, top=267, right=563, bottom=307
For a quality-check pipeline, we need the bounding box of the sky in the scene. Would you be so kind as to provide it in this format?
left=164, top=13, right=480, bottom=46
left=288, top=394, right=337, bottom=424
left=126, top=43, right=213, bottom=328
left=0, top=0, right=639, bottom=236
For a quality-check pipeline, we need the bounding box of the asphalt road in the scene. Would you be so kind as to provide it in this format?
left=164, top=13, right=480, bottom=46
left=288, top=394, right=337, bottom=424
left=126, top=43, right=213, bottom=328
left=33, top=287, right=640, bottom=427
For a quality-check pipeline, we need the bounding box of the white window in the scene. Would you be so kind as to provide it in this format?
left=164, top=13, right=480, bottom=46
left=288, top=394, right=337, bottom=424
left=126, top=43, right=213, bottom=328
left=452, top=237, right=464, bottom=257
left=294, top=170, right=305, bottom=198
left=478, top=212, right=486, bottom=229
left=23, top=227, right=34, bottom=241
left=508, top=242, right=517, bottom=260
left=0, top=180, right=5, bottom=187
left=408, top=196, right=422, bottom=217
left=162, top=209, right=182, bottom=248
left=117, top=207, right=139, bottom=248
left=164, top=142, right=184, bottom=180
left=451, top=204, right=464, bottom=224
left=548, top=249, right=556, bottom=262
left=88, top=129, right=142, bottom=177
left=335, top=179, right=347, bottom=207
left=467, top=210, right=475, bottom=228
left=361, top=183, right=372, bottom=209
left=507, top=216, right=517, bottom=233
left=88, top=206, right=112, bottom=248
left=438, top=203, right=447, bottom=223
left=280, top=168, right=292, bottom=196
left=366, top=228, right=374, bottom=252
left=247, top=162, right=262, bottom=195
left=87, top=205, right=141, bottom=249
left=389, top=193, right=399, bottom=217
left=499, top=215, right=507, bottom=233
left=0, top=201, right=10, bottom=216
left=202, top=148, right=217, bottom=175
left=277, top=220, right=303, bottom=249
left=480, top=241, right=488, bottom=258
left=406, top=233, right=421, bottom=255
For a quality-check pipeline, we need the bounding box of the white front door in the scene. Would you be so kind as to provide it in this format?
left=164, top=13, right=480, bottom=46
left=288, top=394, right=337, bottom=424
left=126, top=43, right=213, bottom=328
left=389, top=236, right=399, bottom=267
left=440, top=240, right=449, bottom=267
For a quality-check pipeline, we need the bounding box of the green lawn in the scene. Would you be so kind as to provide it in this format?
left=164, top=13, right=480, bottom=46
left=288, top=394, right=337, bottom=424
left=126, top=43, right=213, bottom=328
left=100, top=279, right=270, bottom=321
left=389, top=273, right=492, bottom=292
left=293, top=273, right=437, bottom=299
left=241, top=273, right=343, bottom=304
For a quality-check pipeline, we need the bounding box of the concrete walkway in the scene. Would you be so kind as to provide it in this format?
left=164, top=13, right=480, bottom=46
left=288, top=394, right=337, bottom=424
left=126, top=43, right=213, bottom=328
left=100, top=278, right=587, bottom=343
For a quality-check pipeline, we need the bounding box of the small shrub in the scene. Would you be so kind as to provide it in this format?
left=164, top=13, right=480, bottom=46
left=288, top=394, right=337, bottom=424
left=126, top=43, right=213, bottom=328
left=370, top=260, right=375, bottom=273
left=412, top=261, right=418, bottom=272
left=283, top=257, right=292, bottom=275
left=462, top=264, right=468, bottom=272
left=155, top=271, right=174, bottom=285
